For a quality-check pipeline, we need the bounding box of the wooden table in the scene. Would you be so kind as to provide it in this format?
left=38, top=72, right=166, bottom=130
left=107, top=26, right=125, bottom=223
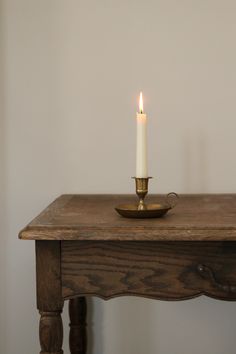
left=19, top=194, right=236, bottom=354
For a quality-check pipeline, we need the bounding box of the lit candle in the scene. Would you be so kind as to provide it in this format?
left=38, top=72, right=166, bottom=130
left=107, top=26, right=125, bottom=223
left=136, top=92, right=148, bottom=178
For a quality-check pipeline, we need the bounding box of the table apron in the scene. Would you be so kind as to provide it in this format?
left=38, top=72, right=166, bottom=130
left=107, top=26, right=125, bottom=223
left=61, top=241, right=236, bottom=301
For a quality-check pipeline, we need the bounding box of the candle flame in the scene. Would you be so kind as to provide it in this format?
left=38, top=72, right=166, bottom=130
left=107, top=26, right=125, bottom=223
left=139, top=92, right=144, bottom=113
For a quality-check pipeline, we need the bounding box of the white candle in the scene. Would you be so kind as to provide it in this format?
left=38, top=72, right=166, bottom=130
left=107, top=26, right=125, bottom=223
left=136, top=92, right=148, bottom=178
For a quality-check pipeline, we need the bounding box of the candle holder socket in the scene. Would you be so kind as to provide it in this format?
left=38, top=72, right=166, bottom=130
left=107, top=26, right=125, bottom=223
left=133, top=177, right=152, bottom=210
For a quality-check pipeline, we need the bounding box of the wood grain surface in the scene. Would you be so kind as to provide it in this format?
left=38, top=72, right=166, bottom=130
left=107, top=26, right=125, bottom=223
left=62, top=241, right=236, bottom=301
left=19, top=194, right=236, bottom=241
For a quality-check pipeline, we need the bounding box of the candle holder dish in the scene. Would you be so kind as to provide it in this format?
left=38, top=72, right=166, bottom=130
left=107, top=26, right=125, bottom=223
left=115, top=177, right=179, bottom=219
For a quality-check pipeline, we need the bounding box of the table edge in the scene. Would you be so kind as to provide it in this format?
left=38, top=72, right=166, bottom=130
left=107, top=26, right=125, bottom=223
left=19, top=226, right=236, bottom=241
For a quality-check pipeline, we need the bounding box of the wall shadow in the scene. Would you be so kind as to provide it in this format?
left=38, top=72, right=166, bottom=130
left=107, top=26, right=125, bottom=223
left=90, top=297, right=156, bottom=354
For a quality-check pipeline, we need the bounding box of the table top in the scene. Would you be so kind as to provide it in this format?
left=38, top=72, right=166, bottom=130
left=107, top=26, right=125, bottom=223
left=19, top=194, right=236, bottom=241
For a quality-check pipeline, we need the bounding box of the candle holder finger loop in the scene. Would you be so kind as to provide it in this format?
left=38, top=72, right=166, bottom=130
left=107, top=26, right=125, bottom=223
left=166, top=192, right=179, bottom=209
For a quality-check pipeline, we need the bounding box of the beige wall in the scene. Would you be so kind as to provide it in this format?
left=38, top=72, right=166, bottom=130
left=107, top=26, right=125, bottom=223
left=2, top=0, right=236, bottom=353
left=0, top=0, right=7, bottom=351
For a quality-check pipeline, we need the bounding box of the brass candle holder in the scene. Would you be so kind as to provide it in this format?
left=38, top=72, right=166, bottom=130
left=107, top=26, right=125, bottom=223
left=115, top=177, right=178, bottom=219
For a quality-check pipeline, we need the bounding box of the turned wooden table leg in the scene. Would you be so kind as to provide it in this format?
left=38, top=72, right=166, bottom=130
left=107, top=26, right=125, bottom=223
left=39, top=311, right=63, bottom=354
left=36, top=241, right=64, bottom=354
left=69, top=297, right=87, bottom=354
